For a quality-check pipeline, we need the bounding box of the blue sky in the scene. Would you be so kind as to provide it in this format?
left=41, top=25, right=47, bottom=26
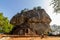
left=0, top=0, right=44, bottom=19
left=0, top=0, right=60, bottom=25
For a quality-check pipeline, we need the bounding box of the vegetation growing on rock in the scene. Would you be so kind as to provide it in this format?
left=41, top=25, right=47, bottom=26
left=10, top=7, right=52, bottom=36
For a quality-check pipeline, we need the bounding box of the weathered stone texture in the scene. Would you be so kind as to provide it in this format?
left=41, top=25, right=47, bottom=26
left=10, top=9, right=51, bottom=35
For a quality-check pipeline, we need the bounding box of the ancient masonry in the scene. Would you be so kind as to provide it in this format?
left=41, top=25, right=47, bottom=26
left=10, top=8, right=51, bottom=36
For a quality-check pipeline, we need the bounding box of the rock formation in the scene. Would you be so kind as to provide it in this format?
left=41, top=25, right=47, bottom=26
left=10, top=7, right=51, bottom=36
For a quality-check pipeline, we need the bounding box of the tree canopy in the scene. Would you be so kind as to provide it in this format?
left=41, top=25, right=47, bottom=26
left=0, top=13, right=13, bottom=33
left=51, top=0, right=60, bottom=13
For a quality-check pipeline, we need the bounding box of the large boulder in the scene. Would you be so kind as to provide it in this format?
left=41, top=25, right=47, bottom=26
left=10, top=8, right=51, bottom=35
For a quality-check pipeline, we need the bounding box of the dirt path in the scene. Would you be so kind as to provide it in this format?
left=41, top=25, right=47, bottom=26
left=0, top=34, right=60, bottom=40
left=0, top=36, right=60, bottom=40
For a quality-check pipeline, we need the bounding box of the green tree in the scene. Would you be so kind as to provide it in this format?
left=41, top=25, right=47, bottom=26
left=33, top=6, right=41, bottom=10
left=51, top=0, right=60, bottom=13
left=0, top=13, right=13, bottom=33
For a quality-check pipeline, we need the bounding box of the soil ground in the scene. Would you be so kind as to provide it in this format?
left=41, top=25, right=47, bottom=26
left=0, top=34, right=60, bottom=40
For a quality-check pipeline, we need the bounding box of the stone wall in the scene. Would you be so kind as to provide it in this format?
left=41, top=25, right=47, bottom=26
left=10, top=8, right=51, bottom=35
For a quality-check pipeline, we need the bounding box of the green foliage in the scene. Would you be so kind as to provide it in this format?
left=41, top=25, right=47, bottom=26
left=0, top=13, right=13, bottom=33
left=51, top=0, right=60, bottom=13
left=33, top=7, right=37, bottom=10
left=20, top=8, right=29, bottom=14
left=33, top=6, right=42, bottom=10
left=37, top=6, right=41, bottom=10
